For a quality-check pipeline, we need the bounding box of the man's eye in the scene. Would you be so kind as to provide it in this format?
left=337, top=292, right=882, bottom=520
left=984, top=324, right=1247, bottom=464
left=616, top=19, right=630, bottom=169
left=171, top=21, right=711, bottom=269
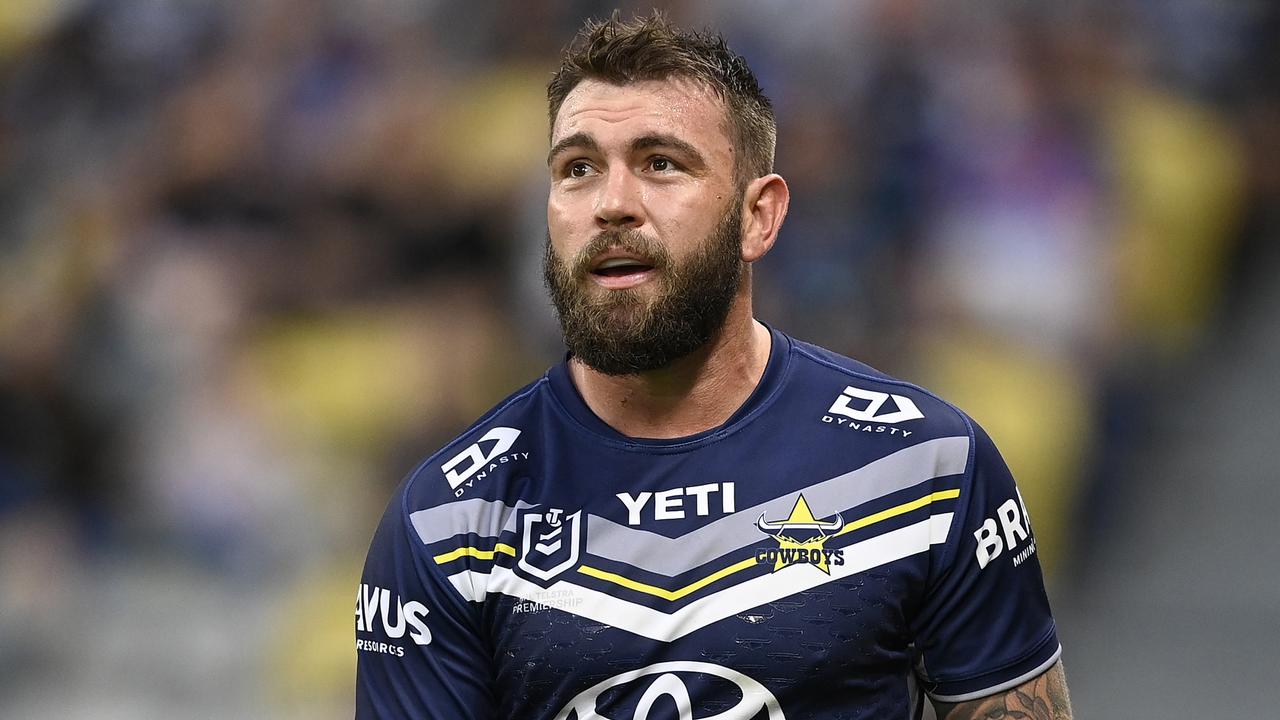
left=649, top=157, right=671, bottom=172
left=569, top=162, right=592, bottom=178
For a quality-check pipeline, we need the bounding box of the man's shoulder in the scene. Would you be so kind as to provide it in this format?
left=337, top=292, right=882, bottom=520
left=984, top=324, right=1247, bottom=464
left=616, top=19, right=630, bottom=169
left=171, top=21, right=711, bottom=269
left=395, top=373, right=552, bottom=515
left=783, top=334, right=974, bottom=442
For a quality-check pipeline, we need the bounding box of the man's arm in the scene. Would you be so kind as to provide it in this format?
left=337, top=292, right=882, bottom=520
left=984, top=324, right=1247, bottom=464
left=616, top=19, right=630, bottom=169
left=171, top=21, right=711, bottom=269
left=356, top=482, right=495, bottom=718
left=934, top=660, right=1072, bottom=720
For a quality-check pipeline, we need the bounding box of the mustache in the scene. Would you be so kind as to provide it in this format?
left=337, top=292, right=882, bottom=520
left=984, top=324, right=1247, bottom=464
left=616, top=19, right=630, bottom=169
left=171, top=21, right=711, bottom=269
left=570, top=229, right=671, bottom=277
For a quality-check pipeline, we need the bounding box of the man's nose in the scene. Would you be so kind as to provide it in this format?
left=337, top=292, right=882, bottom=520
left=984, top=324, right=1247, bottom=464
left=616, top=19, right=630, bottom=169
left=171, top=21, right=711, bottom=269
left=594, top=169, right=644, bottom=230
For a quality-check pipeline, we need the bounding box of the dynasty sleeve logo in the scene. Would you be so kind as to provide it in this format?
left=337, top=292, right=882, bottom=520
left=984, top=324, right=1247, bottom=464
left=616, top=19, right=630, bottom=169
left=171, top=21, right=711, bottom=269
left=441, top=427, right=524, bottom=497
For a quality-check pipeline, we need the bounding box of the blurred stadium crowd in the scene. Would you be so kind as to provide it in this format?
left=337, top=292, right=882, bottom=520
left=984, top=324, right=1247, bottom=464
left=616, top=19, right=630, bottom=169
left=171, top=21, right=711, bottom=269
left=0, top=0, right=1276, bottom=717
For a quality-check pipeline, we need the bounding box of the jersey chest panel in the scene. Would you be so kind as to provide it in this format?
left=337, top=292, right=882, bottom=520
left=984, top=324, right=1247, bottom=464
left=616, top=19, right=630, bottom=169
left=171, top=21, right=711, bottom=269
left=360, top=337, right=1062, bottom=719
left=470, top=429, right=945, bottom=719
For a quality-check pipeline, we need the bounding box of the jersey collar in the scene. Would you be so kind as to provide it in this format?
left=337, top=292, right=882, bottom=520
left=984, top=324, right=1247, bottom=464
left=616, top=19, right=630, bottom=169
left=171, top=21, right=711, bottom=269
left=546, top=324, right=791, bottom=449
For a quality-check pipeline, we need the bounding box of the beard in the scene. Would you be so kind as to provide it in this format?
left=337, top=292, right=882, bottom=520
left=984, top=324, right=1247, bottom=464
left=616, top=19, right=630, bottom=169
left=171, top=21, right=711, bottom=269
left=543, top=203, right=744, bottom=376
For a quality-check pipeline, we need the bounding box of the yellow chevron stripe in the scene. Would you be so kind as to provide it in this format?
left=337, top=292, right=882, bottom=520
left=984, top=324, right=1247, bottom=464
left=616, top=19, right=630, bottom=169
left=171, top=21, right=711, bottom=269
left=832, top=489, right=960, bottom=538
left=578, top=489, right=960, bottom=601
left=578, top=557, right=760, bottom=602
left=433, top=543, right=517, bottom=565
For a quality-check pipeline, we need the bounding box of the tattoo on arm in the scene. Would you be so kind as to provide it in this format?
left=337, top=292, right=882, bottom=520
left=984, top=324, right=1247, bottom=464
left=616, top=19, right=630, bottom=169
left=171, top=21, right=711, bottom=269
left=935, top=660, right=1072, bottom=720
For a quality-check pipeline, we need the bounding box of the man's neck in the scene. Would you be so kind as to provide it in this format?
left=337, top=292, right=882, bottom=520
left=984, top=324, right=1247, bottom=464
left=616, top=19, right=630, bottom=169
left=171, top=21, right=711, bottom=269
left=568, top=305, right=773, bottom=440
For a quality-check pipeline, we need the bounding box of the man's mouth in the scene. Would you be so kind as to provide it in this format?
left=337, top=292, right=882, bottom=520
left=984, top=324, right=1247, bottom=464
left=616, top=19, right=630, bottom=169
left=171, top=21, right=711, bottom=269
left=588, top=255, right=657, bottom=288
left=592, top=257, right=654, bottom=277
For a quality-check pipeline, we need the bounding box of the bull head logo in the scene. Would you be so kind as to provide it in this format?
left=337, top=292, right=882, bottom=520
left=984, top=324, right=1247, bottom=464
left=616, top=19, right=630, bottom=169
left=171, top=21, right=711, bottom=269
left=756, top=496, right=845, bottom=544
left=756, top=495, right=845, bottom=573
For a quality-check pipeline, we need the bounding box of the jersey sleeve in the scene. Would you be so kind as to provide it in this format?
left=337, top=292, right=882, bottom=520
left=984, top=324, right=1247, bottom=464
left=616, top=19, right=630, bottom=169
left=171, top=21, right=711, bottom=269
left=355, top=476, right=495, bottom=719
left=911, top=418, right=1061, bottom=703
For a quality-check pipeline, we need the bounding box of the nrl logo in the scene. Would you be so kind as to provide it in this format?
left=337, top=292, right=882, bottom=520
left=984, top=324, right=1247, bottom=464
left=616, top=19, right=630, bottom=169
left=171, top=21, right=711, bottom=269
left=518, top=507, right=583, bottom=583
left=755, top=495, right=846, bottom=574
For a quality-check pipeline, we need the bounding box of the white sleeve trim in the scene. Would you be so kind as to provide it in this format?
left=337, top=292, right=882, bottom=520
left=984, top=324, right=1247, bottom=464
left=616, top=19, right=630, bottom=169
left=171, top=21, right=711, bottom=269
left=927, top=643, right=1062, bottom=703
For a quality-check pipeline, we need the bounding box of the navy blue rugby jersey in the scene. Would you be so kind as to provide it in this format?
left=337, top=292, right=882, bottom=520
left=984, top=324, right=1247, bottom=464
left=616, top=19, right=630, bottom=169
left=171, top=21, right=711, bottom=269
left=356, top=327, right=1060, bottom=719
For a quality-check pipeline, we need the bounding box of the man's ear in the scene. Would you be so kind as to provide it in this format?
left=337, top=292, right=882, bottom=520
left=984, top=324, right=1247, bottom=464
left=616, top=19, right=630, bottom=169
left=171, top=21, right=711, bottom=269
left=740, top=174, right=790, bottom=263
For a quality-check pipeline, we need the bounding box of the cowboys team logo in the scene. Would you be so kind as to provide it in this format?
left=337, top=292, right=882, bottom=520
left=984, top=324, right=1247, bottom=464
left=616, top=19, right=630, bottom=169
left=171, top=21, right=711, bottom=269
left=553, top=661, right=785, bottom=720
left=755, top=495, right=846, bottom=573
left=518, top=507, right=583, bottom=583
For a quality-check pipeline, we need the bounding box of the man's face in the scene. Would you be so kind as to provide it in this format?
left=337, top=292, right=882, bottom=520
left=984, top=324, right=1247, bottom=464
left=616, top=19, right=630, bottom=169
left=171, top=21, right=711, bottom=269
left=545, top=78, right=744, bottom=375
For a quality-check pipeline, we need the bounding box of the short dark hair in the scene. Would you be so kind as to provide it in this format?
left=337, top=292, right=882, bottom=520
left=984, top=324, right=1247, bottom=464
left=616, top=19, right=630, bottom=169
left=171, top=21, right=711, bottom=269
left=547, top=11, right=776, bottom=184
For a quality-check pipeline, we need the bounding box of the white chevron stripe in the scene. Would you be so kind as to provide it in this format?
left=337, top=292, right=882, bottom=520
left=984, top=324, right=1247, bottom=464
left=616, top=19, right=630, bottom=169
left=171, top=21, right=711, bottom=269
left=447, top=512, right=953, bottom=641
left=584, top=436, right=970, bottom=577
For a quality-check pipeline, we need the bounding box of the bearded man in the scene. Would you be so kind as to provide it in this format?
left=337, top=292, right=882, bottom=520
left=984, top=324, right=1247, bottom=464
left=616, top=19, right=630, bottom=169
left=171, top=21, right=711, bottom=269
left=356, top=13, right=1072, bottom=720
